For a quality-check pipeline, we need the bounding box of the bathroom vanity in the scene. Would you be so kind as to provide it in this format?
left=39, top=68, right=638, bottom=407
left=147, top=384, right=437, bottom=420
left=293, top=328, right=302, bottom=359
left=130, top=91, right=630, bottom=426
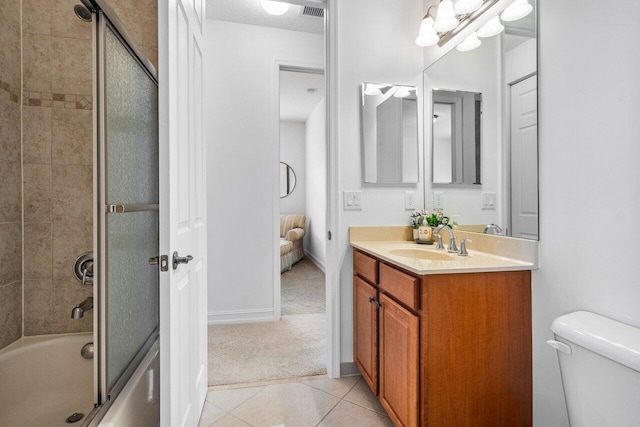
left=350, top=226, right=537, bottom=427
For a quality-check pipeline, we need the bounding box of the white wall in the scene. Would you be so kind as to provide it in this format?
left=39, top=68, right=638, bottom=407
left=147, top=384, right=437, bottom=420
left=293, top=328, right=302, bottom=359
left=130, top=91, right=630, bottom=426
left=304, top=98, right=326, bottom=268
left=423, top=35, right=502, bottom=226
left=334, top=0, right=425, bottom=362
left=205, top=20, right=323, bottom=323
left=280, top=120, right=306, bottom=215
left=533, top=1, right=640, bottom=425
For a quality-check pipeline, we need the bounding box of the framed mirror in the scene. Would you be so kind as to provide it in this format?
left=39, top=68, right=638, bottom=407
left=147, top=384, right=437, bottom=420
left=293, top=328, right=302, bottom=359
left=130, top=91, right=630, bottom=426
left=432, top=89, right=482, bottom=185
left=361, top=82, right=419, bottom=184
left=423, top=0, right=538, bottom=239
left=279, top=162, right=296, bottom=198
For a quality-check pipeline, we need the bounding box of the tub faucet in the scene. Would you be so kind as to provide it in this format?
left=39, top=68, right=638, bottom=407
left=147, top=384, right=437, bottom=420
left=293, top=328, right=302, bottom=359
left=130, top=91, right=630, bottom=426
left=71, top=297, right=93, bottom=319
left=434, top=224, right=458, bottom=253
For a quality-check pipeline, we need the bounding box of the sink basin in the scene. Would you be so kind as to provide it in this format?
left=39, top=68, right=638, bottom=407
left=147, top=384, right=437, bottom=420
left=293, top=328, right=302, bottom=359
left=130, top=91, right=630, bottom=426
left=388, top=249, right=455, bottom=261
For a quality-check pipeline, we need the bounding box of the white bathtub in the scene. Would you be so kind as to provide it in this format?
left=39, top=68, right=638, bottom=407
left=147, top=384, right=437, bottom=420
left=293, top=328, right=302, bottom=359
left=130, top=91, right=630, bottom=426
left=0, top=333, right=94, bottom=427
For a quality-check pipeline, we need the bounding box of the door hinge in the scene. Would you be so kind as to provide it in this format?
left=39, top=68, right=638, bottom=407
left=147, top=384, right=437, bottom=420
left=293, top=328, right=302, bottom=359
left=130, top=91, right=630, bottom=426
left=328, top=231, right=332, bottom=240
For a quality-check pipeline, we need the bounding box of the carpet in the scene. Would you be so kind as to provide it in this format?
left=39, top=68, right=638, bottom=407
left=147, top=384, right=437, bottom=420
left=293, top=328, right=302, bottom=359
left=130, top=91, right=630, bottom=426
left=208, top=258, right=327, bottom=386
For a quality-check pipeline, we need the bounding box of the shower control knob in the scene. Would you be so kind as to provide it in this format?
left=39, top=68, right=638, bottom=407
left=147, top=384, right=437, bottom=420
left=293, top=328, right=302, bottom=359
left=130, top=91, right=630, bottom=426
left=172, top=252, right=193, bottom=270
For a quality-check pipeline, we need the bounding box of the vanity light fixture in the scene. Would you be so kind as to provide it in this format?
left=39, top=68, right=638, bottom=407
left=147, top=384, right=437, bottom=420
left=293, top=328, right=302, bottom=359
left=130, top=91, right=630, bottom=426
left=415, top=16, right=440, bottom=47
left=454, top=0, right=483, bottom=15
left=393, top=86, right=412, bottom=98
left=261, top=0, right=290, bottom=16
left=433, top=0, right=458, bottom=32
left=477, top=15, right=504, bottom=38
left=456, top=31, right=481, bottom=51
left=500, top=0, right=532, bottom=21
left=364, top=84, right=383, bottom=96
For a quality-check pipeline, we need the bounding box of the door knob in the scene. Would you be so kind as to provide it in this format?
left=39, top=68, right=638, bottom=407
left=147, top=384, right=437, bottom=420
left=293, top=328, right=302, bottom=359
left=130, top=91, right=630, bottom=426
left=172, top=251, right=193, bottom=270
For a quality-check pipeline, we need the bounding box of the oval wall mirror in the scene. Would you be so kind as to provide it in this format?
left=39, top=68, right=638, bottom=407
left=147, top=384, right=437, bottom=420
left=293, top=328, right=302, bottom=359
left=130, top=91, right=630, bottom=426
left=279, top=162, right=296, bottom=198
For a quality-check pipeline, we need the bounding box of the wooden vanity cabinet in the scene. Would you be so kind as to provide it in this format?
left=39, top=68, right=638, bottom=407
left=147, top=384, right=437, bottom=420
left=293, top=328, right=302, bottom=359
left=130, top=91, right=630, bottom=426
left=352, top=249, right=532, bottom=427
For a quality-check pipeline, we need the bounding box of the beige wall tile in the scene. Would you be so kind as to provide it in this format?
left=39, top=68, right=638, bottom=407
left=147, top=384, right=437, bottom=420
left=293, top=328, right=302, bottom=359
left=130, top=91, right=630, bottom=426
left=108, top=0, right=144, bottom=51
left=24, top=278, right=53, bottom=335
left=0, top=223, right=22, bottom=287
left=0, top=96, right=21, bottom=163
left=52, top=221, right=92, bottom=280
left=52, top=36, right=92, bottom=95
left=51, top=0, right=91, bottom=39
left=24, top=164, right=52, bottom=223
left=24, top=223, right=53, bottom=280
left=23, top=106, right=52, bottom=164
left=0, top=281, right=22, bottom=350
left=142, top=0, right=158, bottom=48
left=0, top=0, right=20, bottom=30
left=52, top=108, right=92, bottom=165
left=0, top=159, right=21, bottom=223
left=23, top=33, right=52, bottom=93
left=22, top=0, right=52, bottom=35
left=51, top=279, right=93, bottom=334
left=0, top=17, right=22, bottom=89
left=51, top=165, right=93, bottom=222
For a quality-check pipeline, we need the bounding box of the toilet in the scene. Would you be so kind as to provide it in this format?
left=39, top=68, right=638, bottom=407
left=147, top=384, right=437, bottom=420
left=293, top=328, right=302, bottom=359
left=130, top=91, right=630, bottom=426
left=548, top=311, right=640, bottom=427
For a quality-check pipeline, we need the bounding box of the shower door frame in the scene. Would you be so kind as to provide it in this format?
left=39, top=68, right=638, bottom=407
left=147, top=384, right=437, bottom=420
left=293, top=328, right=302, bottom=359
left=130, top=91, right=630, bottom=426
left=82, top=0, right=160, bottom=424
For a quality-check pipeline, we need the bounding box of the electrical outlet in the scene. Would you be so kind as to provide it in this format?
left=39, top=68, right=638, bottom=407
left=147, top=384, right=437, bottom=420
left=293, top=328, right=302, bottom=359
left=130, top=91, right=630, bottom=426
left=343, top=191, right=362, bottom=211
left=482, top=192, right=497, bottom=210
left=433, top=192, right=444, bottom=209
left=405, top=191, right=416, bottom=210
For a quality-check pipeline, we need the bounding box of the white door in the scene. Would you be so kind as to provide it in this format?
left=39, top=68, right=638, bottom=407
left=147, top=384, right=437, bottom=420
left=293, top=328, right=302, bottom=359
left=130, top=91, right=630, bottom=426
left=510, top=75, right=538, bottom=240
left=159, top=0, right=207, bottom=426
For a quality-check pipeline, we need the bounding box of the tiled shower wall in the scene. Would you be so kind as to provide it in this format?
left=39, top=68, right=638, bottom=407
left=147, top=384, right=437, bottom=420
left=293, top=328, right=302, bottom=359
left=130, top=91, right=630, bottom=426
left=0, top=0, right=23, bottom=350
left=0, top=0, right=158, bottom=348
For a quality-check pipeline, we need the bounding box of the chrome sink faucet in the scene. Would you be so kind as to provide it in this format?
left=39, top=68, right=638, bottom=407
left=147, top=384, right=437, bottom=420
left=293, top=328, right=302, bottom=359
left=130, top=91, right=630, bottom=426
left=434, top=224, right=458, bottom=253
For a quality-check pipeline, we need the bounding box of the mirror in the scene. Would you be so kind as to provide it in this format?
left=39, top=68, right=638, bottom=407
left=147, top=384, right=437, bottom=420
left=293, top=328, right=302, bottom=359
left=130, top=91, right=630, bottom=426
left=432, top=89, right=482, bottom=185
left=279, top=162, right=296, bottom=198
left=423, top=1, right=538, bottom=239
left=361, top=82, right=419, bottom=183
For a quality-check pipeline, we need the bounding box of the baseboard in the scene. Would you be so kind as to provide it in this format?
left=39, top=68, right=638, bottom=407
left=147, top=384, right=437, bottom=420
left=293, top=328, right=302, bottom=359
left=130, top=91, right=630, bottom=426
left=207, top=308, right=275, bottom=325
left=340, top=362, right=359, bottom=376
left=304, top=250, right=326, bottom=272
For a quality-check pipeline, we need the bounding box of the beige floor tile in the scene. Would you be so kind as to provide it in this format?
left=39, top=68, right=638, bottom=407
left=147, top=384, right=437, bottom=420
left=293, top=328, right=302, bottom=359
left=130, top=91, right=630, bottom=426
left=206, top=386, right=264, bottom=412
left=343, top=378, right=387, bottom=415
left=301, top=375, right=361, bottom=398
left=211, top=413, right=251, bottom=427
left=318, top=400, right=394, bottom=427
left=231, top=382, right=339, bottom=427
left=198, top=401, right=226, bottom=427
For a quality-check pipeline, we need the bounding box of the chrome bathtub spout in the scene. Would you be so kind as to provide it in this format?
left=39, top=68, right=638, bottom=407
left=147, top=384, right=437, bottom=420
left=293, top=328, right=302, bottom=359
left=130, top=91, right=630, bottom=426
left=434, top=224, right=458, bottom=253
left=71, top=297, right=93, bottom=319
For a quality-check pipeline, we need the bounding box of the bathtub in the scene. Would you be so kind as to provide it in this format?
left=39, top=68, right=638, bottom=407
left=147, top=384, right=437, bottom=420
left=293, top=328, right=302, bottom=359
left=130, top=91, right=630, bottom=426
left=0, top=333, right=94, bottom=427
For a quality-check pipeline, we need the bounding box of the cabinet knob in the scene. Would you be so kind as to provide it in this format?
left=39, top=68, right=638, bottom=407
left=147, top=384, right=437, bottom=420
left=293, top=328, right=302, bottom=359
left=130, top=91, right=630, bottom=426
left=369, top=296, right=375, bottom=303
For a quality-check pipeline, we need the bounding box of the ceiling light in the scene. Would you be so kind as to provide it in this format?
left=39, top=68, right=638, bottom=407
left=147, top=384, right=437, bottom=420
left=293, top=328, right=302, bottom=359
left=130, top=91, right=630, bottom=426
left=433, top=0, right=458, bottom=33
left=261, top=0, right=290, bottom=16
left=500, top=0, right=532, bottom=22
left=415, top=16, right=440, bottom=47
left=456, top=32, right=481, bottom=51
left=393, top=87, right=411, bottom=98
left=454, top=0, right=482, bottom=15
left=364, top=84, right=382, bottom=96
left=477, top=15, right=504, bottom=38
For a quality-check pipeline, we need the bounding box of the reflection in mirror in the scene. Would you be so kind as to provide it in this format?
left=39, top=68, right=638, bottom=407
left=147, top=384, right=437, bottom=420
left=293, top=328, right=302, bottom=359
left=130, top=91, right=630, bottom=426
left=279, top=162, right=296, bottom=198
left=423, top=0, right=538, bottom=240
left=432, top=89, right=482, bottom=185
left=361, top=83, right=419, bottom=184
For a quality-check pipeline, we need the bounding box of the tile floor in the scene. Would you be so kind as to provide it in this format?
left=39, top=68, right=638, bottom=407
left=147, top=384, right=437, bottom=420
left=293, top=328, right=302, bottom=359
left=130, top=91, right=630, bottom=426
left=198, top=375, right=394, bottom=427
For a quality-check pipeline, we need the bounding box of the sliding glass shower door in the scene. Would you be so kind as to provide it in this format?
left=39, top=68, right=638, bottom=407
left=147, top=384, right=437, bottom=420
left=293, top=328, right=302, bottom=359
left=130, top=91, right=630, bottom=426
left=97, top=13, right=159, bottom=403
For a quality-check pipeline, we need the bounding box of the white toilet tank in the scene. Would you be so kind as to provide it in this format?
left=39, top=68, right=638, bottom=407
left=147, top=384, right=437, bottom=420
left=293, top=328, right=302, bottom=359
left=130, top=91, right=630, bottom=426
left=548, top=311, right=640, bottom=427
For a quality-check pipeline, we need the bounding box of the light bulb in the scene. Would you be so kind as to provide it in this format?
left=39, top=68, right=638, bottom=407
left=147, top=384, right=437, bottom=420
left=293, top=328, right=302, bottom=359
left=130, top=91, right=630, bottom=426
left=477, top=15, right=504, bottom=38
left=454, top=0, right=482, bottom=15
left=261, top=0, right=290, bottom=16
left=415, top=16, right=440, bottom=47
left=394, top=87, right=411, bottom=98
left=364, top=84, right=382, bottom=96
left=433, top=0, right=458, bottom=32
left=500, top=0, right=532, bottom=22
left=456, top=32, right=481, bottom=51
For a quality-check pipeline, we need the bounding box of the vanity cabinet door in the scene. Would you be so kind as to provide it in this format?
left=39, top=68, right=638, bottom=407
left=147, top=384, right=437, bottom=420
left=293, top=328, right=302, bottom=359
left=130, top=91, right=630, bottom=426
left=379, top=293, right=419, bottom=427
left=354, top=276, right=379, bottom=395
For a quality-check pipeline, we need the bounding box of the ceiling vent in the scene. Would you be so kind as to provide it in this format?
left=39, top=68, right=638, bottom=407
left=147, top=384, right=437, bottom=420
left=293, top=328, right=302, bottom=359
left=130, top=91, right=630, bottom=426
left=301, top=6, right=324, bottom=18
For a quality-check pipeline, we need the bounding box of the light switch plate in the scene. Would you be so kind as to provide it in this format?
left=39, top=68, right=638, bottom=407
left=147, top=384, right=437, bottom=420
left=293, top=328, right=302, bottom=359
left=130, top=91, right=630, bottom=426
left=433, top=192, right=444, bottom=209
left=482, top=192, right=497, bottom=210
left=343, top=191, right=362, bottom=211
left=404, top=191, right=416, bottom=210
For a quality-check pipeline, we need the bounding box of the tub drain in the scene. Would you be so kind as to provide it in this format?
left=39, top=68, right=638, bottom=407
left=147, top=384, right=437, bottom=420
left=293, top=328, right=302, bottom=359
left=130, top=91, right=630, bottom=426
left=66, top=413, right=84, bottom=423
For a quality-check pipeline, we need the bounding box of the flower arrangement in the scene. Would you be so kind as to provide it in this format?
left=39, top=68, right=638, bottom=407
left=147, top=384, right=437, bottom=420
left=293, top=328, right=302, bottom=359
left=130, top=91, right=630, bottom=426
left=409, top=209, right=452, bottom=228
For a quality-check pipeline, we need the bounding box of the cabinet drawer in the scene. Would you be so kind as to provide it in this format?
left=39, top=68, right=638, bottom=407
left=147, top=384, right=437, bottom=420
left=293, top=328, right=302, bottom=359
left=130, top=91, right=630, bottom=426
left=354, top=250, right=378, bottom=284
left=379, top=263, right=419, bottom=311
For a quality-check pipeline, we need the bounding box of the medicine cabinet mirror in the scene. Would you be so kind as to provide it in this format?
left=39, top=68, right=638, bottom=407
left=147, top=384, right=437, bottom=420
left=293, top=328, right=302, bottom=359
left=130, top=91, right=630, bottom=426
left=361, top=82, right=419, bottom=184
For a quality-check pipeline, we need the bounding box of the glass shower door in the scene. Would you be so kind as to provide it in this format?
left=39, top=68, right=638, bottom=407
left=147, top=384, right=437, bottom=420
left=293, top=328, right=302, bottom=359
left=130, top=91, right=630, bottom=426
left=98, top=17, right=159, bottom=401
